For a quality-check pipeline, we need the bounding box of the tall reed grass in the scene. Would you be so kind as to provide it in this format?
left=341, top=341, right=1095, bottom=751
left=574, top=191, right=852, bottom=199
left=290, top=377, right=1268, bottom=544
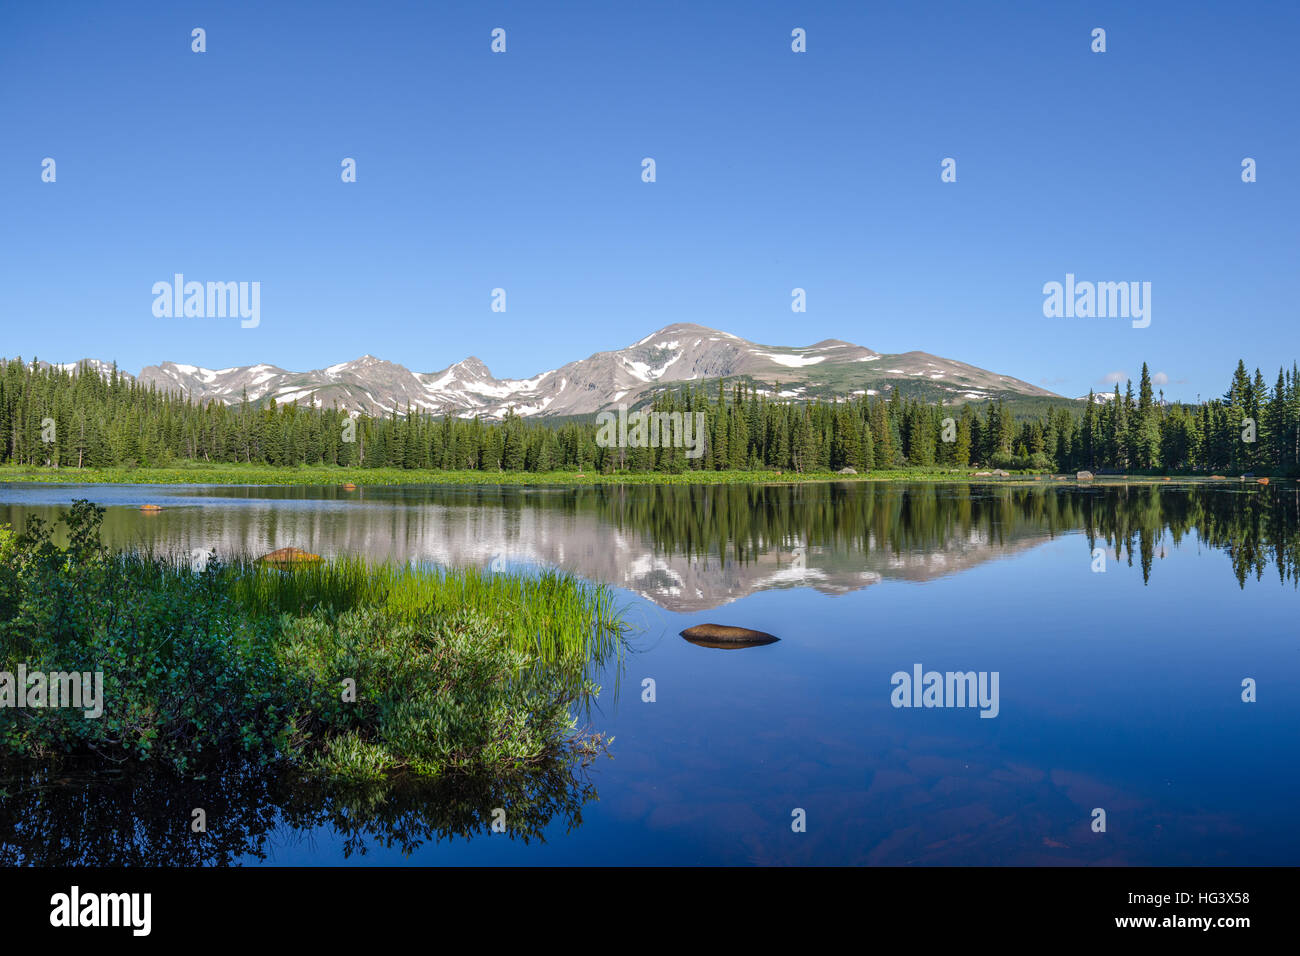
left=219, top=555, right=626, bottom=669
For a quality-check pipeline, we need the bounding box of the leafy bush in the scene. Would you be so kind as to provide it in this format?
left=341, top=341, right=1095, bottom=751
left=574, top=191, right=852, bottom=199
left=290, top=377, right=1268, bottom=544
left=0, top=502, right=610, bottom=780
left=282, top=608, right=600, bottom=779
left=0, top=502, right=296, bottom=771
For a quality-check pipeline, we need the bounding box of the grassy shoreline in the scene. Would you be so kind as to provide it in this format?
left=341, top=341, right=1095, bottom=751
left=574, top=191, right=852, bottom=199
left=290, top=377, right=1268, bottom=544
left=0, top=463, right=1285, bottom=487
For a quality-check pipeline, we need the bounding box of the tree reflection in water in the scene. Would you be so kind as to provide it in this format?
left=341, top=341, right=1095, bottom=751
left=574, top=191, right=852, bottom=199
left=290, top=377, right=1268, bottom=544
left=0, top=753, right=599, bottom=866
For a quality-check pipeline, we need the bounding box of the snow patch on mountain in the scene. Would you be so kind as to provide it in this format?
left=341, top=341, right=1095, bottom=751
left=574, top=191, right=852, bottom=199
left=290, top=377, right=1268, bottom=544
left=60, top=322, right=1062, bottom=421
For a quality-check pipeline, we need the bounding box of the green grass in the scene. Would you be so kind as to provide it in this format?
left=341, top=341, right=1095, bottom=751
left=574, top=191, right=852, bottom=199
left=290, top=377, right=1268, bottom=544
left=0, top=461, right=919, bottom=485
left=0, top=461, right=1270, bottom=486
left=222, top=556, right=625, bottom=670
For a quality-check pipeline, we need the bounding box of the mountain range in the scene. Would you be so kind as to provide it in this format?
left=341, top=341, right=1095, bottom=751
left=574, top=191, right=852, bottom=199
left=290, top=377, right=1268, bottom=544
left=33, top=323, right=1061, bottom=420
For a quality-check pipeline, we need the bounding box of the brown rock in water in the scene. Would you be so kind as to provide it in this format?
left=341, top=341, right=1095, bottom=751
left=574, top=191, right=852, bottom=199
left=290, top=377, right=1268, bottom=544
left=140, top=504, right=163, bottom=512
left=1076, top=471, right=1094, bottom=481
left=1257, top=477, right=1270, bottom=485
left=341, top=482, right=357, bottom=491
left=1210, top=475, right=1227, bottom=480
left=258, top=547, right=323, bottom=567
left=680, top=623, right=779, bottom=649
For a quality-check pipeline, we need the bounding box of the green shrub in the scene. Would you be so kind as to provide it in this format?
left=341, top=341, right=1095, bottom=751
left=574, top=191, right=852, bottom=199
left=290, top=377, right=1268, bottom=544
left=0, top=501, right=612, bottom=780
left=281, top=608, right=600, bottom=779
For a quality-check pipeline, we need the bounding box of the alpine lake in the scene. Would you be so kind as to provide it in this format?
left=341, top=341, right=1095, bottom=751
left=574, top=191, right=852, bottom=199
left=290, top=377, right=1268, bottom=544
left=0, top=479, right=1295, bottom=866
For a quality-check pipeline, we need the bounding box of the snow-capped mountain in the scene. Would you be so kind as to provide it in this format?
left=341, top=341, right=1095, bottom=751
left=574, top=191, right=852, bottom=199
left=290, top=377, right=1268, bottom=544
left=40, top=323, right=1061, bottom=419
left=19, top=358, right=123, bottom=379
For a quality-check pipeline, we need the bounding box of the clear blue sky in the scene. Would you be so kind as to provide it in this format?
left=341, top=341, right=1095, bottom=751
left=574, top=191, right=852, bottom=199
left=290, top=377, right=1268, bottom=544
left=1, top=0, right=1295, bottom=401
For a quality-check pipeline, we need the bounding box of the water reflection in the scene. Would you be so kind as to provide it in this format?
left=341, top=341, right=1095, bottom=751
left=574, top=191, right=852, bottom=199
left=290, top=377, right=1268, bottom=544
left=0, top=480, right=1296, bottom=865
left=0, top=482, right=1294, bottom=609
left=0, top=756, right=598, bottom=866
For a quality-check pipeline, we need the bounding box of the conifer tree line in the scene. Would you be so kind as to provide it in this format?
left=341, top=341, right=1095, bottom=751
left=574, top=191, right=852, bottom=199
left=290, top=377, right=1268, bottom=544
left=2, top=358, right=1297, bottom=476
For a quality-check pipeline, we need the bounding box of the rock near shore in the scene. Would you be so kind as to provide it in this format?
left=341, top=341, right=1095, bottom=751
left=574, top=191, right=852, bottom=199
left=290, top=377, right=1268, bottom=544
left=680, top=623, right=780, bottom=649
left=257, top=547, right=323, bottom=567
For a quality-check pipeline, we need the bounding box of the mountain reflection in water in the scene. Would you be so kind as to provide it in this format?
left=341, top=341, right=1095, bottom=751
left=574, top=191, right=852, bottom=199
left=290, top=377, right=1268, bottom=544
left=0, top=481, right=1293, bottom=609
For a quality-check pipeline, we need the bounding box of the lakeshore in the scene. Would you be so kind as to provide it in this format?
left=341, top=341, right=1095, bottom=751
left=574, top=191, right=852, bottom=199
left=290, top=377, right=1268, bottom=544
left=0, top=463, right=1287, bottom=488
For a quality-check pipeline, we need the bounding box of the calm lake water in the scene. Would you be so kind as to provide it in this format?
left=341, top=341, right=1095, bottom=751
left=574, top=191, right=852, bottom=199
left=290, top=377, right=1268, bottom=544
left=1, top=480, right=1297, bottom=866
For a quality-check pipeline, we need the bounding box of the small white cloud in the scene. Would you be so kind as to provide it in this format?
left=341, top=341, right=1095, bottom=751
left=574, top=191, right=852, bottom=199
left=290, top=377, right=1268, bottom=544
left=1152, top=371, right=1169, bottom=386
left=1099, top=370, right=1128, bottom=385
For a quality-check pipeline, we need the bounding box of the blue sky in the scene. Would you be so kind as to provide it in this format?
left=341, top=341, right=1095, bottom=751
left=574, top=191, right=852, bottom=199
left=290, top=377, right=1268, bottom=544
left=1, top=0, right=1295, bottom=401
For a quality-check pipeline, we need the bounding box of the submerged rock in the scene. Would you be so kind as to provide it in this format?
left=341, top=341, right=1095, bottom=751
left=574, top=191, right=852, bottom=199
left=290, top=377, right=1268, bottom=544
left=680, top=623, right=780, bottom=649
left=258, top=547, right=323, bottom=567
left=139, top=504, right=163, bottom=512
